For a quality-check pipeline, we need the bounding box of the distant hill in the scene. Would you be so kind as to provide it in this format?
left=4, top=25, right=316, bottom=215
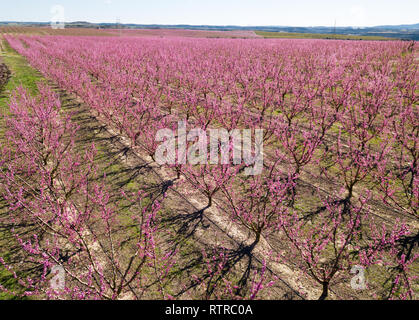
left=374, top=23, right=419, bottom=30
left=1, top=21, right=418, bottom=40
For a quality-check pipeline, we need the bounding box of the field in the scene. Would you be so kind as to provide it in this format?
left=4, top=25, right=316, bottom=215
left=0, top=32, right=417, bottom=300
left=255, top=31, right=393, bottom=41
left=0, top=26, right=393, bottom=40
left=0, top=26, right=261, bottom=39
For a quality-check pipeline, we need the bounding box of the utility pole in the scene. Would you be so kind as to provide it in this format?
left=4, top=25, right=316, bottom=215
left=116, top=18, right=121, bottom=36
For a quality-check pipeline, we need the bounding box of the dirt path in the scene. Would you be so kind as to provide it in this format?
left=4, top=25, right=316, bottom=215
left=0, top=57, right=11, bottom=93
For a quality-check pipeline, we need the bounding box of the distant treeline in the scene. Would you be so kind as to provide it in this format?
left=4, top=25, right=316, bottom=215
left=1, top=21, right=418, bottom=40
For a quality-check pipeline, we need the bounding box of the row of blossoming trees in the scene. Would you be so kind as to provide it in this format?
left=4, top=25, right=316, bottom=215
left=0, top=35, right=417, bottom=299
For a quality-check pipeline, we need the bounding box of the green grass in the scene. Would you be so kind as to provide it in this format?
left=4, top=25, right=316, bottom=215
left=0, top=40, right=45, bottom=112
left=0, top=251, right=29, bottom=300
left=0, top=38, right=45, bottom=300
left=255, top=31, right=392, bottom=41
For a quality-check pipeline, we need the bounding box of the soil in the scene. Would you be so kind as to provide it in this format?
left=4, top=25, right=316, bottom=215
left=0, top=60, right=10, bottom=92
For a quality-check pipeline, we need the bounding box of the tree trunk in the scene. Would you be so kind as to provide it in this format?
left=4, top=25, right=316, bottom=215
left=318, top=282, right=329, bottom=300
left=250, top=231, right=261, bottom=251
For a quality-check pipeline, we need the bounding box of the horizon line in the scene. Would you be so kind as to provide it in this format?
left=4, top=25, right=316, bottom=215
left=1, top=20, right=418, bottom=29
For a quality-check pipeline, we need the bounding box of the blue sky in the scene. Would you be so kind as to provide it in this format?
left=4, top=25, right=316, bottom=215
left=1, top=0, right=418, bottom=27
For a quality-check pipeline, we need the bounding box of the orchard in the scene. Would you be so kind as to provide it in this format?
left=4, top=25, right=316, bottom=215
left=0, top=34, right=417, bottom=300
